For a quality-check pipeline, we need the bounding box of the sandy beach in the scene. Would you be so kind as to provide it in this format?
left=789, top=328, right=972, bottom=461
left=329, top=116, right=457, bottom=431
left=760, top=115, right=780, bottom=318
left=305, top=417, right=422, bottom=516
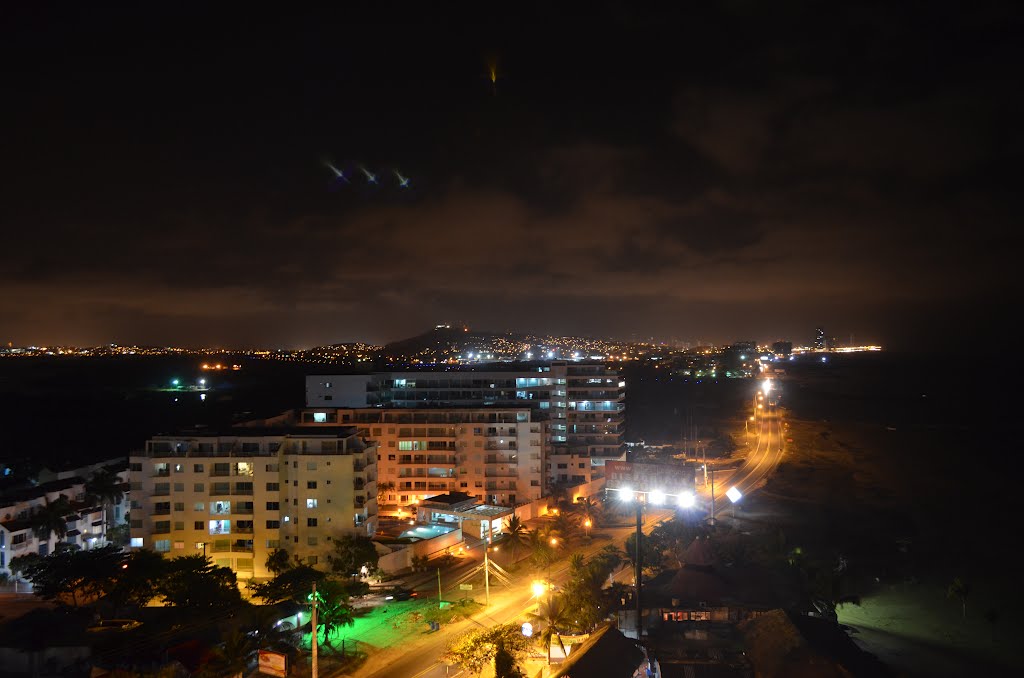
left=729, top=356, right=1023, bottom=676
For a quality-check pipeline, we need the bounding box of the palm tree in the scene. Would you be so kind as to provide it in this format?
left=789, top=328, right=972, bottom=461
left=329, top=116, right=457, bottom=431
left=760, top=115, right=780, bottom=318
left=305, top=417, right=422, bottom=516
left=201, top=629, right=255, bottom=677
left=31, top=495, right=73, bottom=545
left=316, top=581, right=356, bottom=648
left=377, top=481, right=395, bottom=505
left=85, top=468, right=124, bottom=543
left=575, top=496, right=602, bottom=529
left=528, top=525, right=562, bottom=571
left=265, top=547, right=293, bottom=576
left=526, top=593, right=571, bottom=665
left=502, top=515, right=530, bottom=565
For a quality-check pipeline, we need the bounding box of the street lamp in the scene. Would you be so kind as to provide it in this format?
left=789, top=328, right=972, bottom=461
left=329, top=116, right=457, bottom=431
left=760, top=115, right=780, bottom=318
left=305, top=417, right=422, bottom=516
left=726, top=486, right=743, bottom=520
left=584, top=518, right=592, bottom=537
left=196, top=541, right=207, bottom=557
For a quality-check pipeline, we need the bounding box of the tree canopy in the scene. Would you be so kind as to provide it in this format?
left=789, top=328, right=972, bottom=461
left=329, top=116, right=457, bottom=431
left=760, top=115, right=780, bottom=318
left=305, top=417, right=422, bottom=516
left=11, top=544, right=123, bottom=607
left=328, top=534, right=379, bottom=576
left=157, top=554, right=242, bottom=608
left=442, top=623, right=530, bottom=676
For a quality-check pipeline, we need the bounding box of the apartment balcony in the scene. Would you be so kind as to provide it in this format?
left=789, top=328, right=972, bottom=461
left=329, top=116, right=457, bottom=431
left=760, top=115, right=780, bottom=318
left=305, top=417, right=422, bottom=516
left=397, top=456, right=456, bottom=465
left=151, top=469, right=170, bottom=478
left=426, top=482, right=451, bottom=491
left=484, top=470, right=518, bottom=478
left=10, top=541, right=29, bottom=552
left=231, top=488, right=254, bottom=496
left=234, top=527, right=254, bottom=534
left=232, top=507, right=254, bottom=514
left=152, top=489, right=170, bottom=497
left=151, top=508, right=171, bottom=516
left=210, top=542, right=253, bottom=554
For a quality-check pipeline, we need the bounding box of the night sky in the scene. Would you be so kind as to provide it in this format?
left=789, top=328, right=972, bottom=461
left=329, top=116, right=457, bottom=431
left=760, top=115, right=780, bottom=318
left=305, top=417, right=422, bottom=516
left=2, top=4, right=1019, bottom=350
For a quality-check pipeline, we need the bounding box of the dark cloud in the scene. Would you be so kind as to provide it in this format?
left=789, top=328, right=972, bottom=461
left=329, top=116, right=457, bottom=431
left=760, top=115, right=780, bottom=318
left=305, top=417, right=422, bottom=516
left=0, top=3, right=1019, bottom=350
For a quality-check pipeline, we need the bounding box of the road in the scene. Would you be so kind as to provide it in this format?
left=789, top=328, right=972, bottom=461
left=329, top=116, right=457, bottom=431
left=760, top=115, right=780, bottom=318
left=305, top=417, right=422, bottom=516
left=347, top=507, right=675, bottom=678
left=345, top=387, right=784, bottom=677
left=703, top=389, right=785, bottom=522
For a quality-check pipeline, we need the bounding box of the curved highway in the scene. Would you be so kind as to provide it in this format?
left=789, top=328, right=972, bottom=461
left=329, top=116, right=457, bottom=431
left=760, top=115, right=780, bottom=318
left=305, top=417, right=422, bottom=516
left=702, top=385, right=786, bottom=522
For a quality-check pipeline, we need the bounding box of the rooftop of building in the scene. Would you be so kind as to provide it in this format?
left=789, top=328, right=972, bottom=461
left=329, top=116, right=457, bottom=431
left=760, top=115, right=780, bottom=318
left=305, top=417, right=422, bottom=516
left=151, top=424, right=362, bottom=438
left=550, top=623, right=647, bottom=678
left=420, top=491, right=476, bottom=506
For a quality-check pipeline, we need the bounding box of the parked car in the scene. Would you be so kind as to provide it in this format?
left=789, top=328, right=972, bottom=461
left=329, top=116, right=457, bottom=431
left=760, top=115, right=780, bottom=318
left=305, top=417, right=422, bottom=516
left=385, top=587, right=418, bottom=601
left=87, top=619, right=142, bottom=632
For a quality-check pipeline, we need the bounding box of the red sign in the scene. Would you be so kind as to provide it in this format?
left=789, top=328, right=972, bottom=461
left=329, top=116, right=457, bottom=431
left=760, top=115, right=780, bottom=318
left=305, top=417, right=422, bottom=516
left=258, top=650, right=288, bottom=677
left=605, top=460, right=695, bottom=494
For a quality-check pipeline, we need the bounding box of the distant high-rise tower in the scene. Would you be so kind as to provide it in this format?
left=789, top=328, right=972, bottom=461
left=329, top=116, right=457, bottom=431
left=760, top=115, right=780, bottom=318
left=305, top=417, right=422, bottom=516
left=813, top=327, right=826, bottom=350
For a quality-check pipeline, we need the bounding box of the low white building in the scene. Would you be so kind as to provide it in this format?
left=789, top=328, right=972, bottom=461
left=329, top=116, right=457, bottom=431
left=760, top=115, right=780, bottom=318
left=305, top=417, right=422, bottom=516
left=0, top=460, right=128, bottom=577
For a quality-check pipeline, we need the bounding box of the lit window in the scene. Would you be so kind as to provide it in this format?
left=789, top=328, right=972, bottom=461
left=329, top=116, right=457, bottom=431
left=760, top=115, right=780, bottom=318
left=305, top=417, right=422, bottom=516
left=130, top=537, right=144, bottom=548
left=209, top=520, right=231, bottom=535
left=307, top=498, right=318, bottom=509
left=313, top=412, right=327, bottom=423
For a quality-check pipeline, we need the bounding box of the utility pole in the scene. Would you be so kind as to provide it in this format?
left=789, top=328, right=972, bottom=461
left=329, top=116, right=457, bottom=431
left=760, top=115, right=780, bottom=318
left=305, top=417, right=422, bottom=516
left=484, top=520, right=492, bottom=606
left=437, top=567, right=443, bottom=609
left=709, top=467, right=716, bottom=527
left=635, top=498, right=643, bottom=642
left=311, top=581, right=318, bottom=678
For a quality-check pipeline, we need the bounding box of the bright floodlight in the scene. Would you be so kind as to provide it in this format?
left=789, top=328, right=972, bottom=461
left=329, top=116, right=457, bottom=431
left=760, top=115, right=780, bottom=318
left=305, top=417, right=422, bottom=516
left=678, top=491, right=695, bottom=508
left=726, top=487, right=743, bottom=503
left=649, top=490, right=666, bottom=505
left=762, top=379, right=772, bottom=394
left=532, top=581, right=547, bottom=598
left=619, top=487, right=633, bottom=502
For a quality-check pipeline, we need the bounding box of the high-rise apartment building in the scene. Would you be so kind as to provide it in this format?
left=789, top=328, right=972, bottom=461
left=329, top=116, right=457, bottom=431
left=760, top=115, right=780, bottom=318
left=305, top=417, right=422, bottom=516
left=813, top=328, right=826, bottom=350
left=292, top=407, right=546, bottom=511
left=306, top=361, right=625, bottom=461
left=128, top=426, right=376, bottom=580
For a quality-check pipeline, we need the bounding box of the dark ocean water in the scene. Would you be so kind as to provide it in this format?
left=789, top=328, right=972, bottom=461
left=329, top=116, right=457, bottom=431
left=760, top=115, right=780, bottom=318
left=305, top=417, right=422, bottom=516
left=0, top=356, right=312, bottom=473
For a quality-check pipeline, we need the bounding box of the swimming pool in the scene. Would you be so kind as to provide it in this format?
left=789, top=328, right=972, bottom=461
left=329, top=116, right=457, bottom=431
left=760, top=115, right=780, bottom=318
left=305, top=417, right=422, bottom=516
left=399, top=524, right=456, bottom=540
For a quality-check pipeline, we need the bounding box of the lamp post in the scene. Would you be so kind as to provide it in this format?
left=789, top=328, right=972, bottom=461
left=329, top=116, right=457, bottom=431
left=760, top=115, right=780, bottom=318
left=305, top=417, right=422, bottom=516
left=196, top=541, right=206, bottom=558
left=708, top=468, right=716, bottom=527
left=634, top=493, right=644, bottom=641
left=311, top=581, right=318, bottom=678
left=726, top=486, right=743, bottom=520
left=584, top=518, right=592, bottom=538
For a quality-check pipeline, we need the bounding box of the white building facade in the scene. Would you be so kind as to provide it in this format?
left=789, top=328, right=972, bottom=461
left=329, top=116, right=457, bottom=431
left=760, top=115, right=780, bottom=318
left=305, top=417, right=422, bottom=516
left=306, top=361, right=625, bottom=461
left=1, top=461, right=128, bottom=578
left=128, top=427, right=376, bottom=581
